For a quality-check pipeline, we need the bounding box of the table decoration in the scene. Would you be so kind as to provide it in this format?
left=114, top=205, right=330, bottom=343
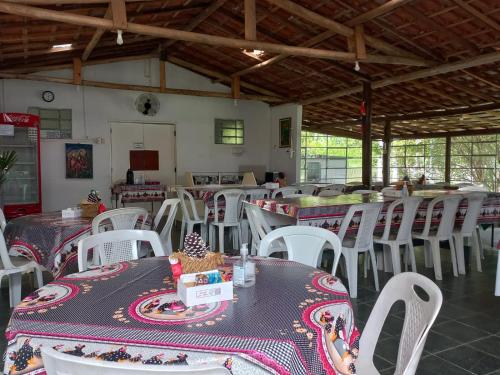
left=170, top=233, right=223, bottom=274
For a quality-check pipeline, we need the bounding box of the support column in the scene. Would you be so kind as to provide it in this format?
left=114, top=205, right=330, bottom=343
left=383, top=119, right=391, bottom=186
left=362, top=81, right=372, bottom=187
left=445, top=135, right=451, bottom=183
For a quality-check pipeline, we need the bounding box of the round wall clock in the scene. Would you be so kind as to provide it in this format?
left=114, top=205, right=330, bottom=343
left=42, top=90, right=55, bottom=102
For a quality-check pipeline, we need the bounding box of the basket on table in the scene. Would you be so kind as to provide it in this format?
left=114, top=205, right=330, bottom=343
left=172, top=232, right=224, bottom=274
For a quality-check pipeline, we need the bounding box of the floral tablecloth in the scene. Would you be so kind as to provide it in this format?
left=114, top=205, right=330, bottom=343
left=3, top=212, right=92, bottom=279
left=112, top=184, right=167, bottom=204
left=4, top=257, right=359, bottom=375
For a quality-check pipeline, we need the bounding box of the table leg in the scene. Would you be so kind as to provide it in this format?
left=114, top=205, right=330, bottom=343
left=491, top=223, right=495, bottom=248
left=495, top=251, right=500, bottom=297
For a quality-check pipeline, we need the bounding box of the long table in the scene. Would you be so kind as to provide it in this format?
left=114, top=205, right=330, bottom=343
left=4, top=257, right=359, bottom=375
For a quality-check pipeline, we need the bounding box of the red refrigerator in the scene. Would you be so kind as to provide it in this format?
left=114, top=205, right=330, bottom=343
left=0, top=113, right=42, bottom=218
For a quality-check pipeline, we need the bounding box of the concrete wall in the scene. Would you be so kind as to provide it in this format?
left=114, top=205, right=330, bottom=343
left=0, top=59, right=276, bottom=211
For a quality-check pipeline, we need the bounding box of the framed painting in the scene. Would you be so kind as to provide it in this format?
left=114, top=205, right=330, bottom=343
left=279, top=117, right=292, bottom=148
left=66, top=143, right=93, bottom=179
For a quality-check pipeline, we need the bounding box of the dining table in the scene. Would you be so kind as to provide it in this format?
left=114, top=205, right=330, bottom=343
left=3, top=212, right=94, bottom=279
left=4, top=256, right=360, bottom=375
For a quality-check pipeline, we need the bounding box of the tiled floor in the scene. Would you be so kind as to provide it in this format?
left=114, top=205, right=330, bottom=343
left=1, top=234, right=499, bottom=374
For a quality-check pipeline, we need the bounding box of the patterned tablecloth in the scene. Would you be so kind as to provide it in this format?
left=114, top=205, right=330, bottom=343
left=112, top=184, right=167, bottom=204
left=254, top=192, right=500, bottom=233
left=4, top=257, right=359, bottom=375
left=4, top=212, right=92, bottom=279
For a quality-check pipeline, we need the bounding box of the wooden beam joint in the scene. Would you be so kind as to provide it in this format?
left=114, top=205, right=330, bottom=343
left=111, top=0, right=127, bottom=30
left=72, top=57, right=82, bottom=85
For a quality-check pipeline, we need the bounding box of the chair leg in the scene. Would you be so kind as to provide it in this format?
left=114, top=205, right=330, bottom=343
left=363, top=253, right=368, bottom=278
left=9, top=273, right=22, bottom=308
left=408, top=241, right=417, bottom=272
left=453, top=234, right=466, bottom=275
left=219, top=225, right=225, bottom=254
left=383, top=244, right=393, bottom=273
left=424, top=240, right=433, bottom=268
left=472, top=230, right=482, bottom=272
left=389, top=243, right=401, bottom=275
left=449, top=237, right=458, bottom=277
left=344, top=251, right=358, bottom=299
left=430, top=239, right=443, bottom=280
left=369, top=246, right=379, bottom=292
left=476, top=227, right=484, bottom=260
left=179, top=220, right=186, bottom=248
left=209, top=224, right=214, bottom=250
left=200, top=224, right=207, bottom=243
left=34, top=267, right=43, bottom=289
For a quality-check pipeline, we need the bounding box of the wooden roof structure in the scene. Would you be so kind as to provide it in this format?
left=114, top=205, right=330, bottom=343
left=0, top=0, right=499, bottom=139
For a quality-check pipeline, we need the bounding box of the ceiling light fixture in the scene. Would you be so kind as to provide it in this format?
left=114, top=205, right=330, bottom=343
left=354, top=61, right=360, bottom=71
left=52, top=43, right=72, bottom=49
left=116, top=30, right=124, bottom=45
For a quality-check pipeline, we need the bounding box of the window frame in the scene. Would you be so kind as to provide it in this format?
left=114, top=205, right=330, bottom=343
left=214, top=119, right=244, bottom=145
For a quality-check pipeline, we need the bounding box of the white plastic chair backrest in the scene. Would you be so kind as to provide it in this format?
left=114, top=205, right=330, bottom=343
left=92, top=207, right=149, bottom=234
left=41, top=347, right=231, bottom=375
left=381, top=187, right=395, bottom=193
left=352, top=189, right=378, bottom=194
left=298, top=185, right=317, bottom=195
left=318, top=190, right=342, bottom=197
left=153, top=198, right=180, bottom=241
left=214, top=189, right=245, bottom=224
left=0, top=208, right=6, bottom=232
left=420, top=195, right=461, bottom=238
left=459, top=192, right=487, bottom=235
left=381, top=197, right=423, bottom=242
left=323, top=184, right=345, bottom=192
left=258, top=226, right=342, bottom=274
left=0, top=230, right=15, bottom=269
left=244, top=188, right=269, bottom=201
left=337, top=202, right=383, bottom=249
left=176, top=188, right=202, bottom=221
left=456, top=182, right=474, bottom=187
left=78, top=230, right=166, bottom=272
left=271, top=187, right=299, bottom=198
left=459, top=184, right=488, bottom=192
left=358, top=272, right=443, bottom=375
left=245, top=203, right=272, bottom=253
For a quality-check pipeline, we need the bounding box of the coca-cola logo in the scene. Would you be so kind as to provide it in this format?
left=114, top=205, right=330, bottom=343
left=1, top=113, right=39, bottom=125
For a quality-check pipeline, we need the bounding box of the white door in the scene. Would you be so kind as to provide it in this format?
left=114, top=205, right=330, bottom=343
left=110, top=122, right=176, bottom=186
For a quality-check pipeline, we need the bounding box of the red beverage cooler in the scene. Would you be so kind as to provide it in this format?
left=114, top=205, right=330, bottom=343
left=0, top=113, right=42, bottom=218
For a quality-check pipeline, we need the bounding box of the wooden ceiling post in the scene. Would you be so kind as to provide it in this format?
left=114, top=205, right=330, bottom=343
left=383, top=119, right=391, bottom=186
left=244, top=0, right=256, bottom=41
left=159, top=60, right=166, bottom=93
left=73, top=57, right=82, bottom=85
left=362, top=81, right=372, bottom=188
left=110, top=0, right=127, bottom=30
left=354, top=24, right=366, bottom=60
left=231, top=76, right=240, bottom=99
left=445, top=136, right=451, bottom=183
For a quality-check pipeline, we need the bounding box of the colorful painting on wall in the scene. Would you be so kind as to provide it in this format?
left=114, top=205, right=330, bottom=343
left=65, top=143, right=93, bottom=179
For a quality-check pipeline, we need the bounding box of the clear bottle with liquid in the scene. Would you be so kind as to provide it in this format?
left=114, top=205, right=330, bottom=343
left=233, top=243, right=256, bottom=288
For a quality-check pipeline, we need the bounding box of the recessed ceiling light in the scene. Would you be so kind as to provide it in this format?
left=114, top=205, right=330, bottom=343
left=52, top=43, right=72, bottom=49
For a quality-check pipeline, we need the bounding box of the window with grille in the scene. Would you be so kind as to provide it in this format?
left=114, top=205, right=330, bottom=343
left=214, top=119, right=244, bottom=145
left=28, top=107, right=72, bottom=139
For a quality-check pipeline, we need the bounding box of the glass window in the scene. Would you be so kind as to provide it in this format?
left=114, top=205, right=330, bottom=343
left=28, top=107, right=72, bottom=139
left=214, top=119, right=244, bottom=145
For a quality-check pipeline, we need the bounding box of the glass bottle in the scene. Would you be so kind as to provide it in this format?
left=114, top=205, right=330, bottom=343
left=233, top=243, right=255, bottom=288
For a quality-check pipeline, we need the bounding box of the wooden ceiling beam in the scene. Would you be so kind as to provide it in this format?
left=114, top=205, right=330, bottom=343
left=453, top=0, right=500, bottom=33
left=436, top=77, right=498, bottom=103
left=391, top=127, right=500, bottom=140
left=0, top=1, right=432, bottom=65
left=81, top=5, right=110, bottom=61
left=462, top=69, right=500, bottom=91
left=110, top=0, right=126, bottom=30
left=0, top=70, right=283, bottom=102
left=302, top=52, right=500, bottom=105
left=2, top=0, right=152, bottom=3
left=244, top=0, right=256, bottom=41
left=263, top=0, right=429, bottom=61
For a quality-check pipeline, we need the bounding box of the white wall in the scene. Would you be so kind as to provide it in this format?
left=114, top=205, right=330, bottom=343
left=1, top=59, right=272, bottom=211
left=269, top=103, right=302, bottom=184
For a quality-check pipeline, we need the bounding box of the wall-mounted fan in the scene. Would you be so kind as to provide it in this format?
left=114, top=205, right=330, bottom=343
left=135, top=93, right=160, bottom=116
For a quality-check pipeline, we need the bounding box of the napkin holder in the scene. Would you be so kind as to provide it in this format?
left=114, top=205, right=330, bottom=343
left=62, top=207, right=82, bottom=218
left=177, top=270, right=233, bottom=307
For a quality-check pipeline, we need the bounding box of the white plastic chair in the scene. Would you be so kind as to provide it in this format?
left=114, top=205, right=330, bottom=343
left=258, top=226, right=342, bottom=273
left=152, top=198, right=180, bottom=254
left=92, top=207, right=149, bottom=234
left=78, top=230, right=166, bottom=272
left=338, top=202, right=383, bottom=299
left=298, top=184, right=317, bottom=195
left=271, top=187, right=299, bottom=198
left=453, top=192, right=487, bottom=274
left=458, top=184, right=488, bottom=192
left=0, top=208, right=6, bottom=232
left=245, top=202, right=285, bottom=256
left=356, top=272, right=443, bottom=375
left=177, top=188, right=207, bottom=247
left=322, top=184, right=345, bottom=192
left=352, top=189, right=378, bottom=194
left=412, top=195, right=462, bottom=280
left=318, top=190, right=342, bottom=197
left=244, top=188, right=269, bottom=201
left=209, top=189, right=245, bottom=253
left=41, top=346, right=231, bottom=375
left=374, top=197, right=423, bottom=275
left=0, top=230, right=43, bottom=307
